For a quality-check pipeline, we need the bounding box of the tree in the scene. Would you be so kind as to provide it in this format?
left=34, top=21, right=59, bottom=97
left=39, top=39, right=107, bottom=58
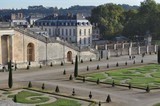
left=90, top=3, right=124, bottom=39
left=158, top=46, right=160, bottom=63
left=97, top=78, right=100, bottom=84
left=74, top=55, right=78, bottom=77
left=8, top=60, right=13, bottom=88
left=63, top=69, right=66, bottom=75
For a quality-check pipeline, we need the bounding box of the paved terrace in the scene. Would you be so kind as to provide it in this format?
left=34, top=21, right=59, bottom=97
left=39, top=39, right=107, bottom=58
left=0, top=54, right=158, bottom=106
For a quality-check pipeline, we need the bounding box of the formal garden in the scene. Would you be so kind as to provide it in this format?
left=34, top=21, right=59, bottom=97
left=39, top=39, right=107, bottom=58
left=81, top=64, right=160, bottom=89
left=0, top=89, right=91, bottom=106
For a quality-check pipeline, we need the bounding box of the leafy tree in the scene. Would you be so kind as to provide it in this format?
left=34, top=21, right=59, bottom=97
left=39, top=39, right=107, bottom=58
left=8, top=60, right=13, bottom=88
left=74, top=55, right=78, bottom=77
left=90, top=3, right=124, bottom=39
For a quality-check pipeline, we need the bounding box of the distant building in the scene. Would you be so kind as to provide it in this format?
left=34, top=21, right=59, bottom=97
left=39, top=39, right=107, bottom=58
left=27, top=13, right=45, bottom=26
left=92, top=23, right=100, bottom=41
left=34, top=13, right=92, bottom=47
left=11, top=13, right=28, bottom=27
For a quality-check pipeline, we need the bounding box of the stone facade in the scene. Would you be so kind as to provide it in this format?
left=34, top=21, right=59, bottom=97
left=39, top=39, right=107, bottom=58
left=0, top=28, right=97, bottom=68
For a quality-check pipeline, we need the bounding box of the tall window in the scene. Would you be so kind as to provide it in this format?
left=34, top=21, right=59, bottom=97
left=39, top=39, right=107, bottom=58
left=88, top=37, right=90, bottom=44
left=79, top=29, right=81, bottom=36
left=84, top=29, right=86, bottom=35
left=62, top=29, right=64, bottom=36
left=69, top=29, right=72, bottom=36
left=73, top=29, right=76, bottom=36
left=79, top=38, right=81, bottom=44
left=66, top=29, right=68, bottom=36
left=84, top=38, right=86, bottom=45
left=88, top=29, right=90, bottom=35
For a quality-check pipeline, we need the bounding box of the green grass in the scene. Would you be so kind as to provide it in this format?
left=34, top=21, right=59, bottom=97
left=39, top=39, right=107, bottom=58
left=14, top=91, right=49, bottom=104
left=39, top=98, right=81, bottom=106
left=153, top=103, right=160, bottom=106
left=85, top=64, right=160, bottom=88
left=2, top=91, right=12, bottom=95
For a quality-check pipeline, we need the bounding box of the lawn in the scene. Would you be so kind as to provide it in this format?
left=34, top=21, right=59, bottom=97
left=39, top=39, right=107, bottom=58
left=11, top=91, right=49, bottom=104
left=8, top=90, right=82, bottom=106
left=39, top=98, right=81, bottom=106
left=85, top=64, right=160, bottom=88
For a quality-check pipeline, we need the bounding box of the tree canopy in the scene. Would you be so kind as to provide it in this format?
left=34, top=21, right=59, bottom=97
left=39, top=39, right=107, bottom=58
left=90, top=0, right=160, bottom=40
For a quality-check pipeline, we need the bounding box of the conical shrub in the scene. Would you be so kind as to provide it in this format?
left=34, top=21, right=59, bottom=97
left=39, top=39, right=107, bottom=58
left=28, top=81, right=32, bottom=88
left=81, top=59, right=83, bottom=63
left=83, top=76, right=85, bottom=82
left=55, top=85, right=60, bottom=93
left=141, top=59, right=143, bottom=63
left=87, top=66, right=89, bottom=71
left=107, top=64, right=109, bottom=68
left=13, top=95, right=17, bottom=102
left=69, top=74, right=73, bottom=80
left=146, top=85, right=150, bottom=93
left=116, top=62, right=119, bottom=67
left=128, top=83, right=132, bottom=89
left=72, top=88, right=75, bottom=96
left=63, top=69, right=66, bottom=75
left=90, top=58, right=92, bottom=62
left=112, top=80, right=115, bottom=87
left=89, top=91, right=92, bottom=99
left=61, top=61, right=64, bottom=66
left=106, top=94, right=111, bottom=103
left=50, top=62, right=53, bottom=67
left=97, top=65, right=100, bottom=70
left=125, top=61, right=127, bottom=66
left=42, top=83, right=45, bottom=90
left=97, top=78, right=100, bottom=84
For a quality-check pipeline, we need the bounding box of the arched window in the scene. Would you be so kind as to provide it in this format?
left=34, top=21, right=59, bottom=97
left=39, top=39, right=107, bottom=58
left=27, top=43, right=35, bottom=62
left=67, top=51, right=72, bottom=61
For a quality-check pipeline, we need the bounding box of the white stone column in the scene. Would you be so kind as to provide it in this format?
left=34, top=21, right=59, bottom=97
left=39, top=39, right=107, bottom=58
left=107, top=49, right=110, bottom=58
left=95, top=45, right=98, bottom=50
left=105, top=44, right=108, bottom=50
left=130, top=42, right=132, bottom=48
left=0, top=35, right=2, bottom=64
left=155, top=45, right=157, bottom=53
left=128, top=47, right=132, bottom=56
left=122, top=43, right=124, bottom=49
left=138, top=46, right=140, bottom=55
left=146, top=45, right=149, bottom=54
left=114, top=44, right=117, bottom=50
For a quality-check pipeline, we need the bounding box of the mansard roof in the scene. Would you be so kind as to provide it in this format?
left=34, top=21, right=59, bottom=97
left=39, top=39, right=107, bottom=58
left=38, top=13, right=87, bottom=21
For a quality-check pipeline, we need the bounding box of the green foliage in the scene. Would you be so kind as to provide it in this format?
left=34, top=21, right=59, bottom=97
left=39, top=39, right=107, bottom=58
left=90, top=3, right=124, bottom=38
left=97, top=78, right=100, bottom=84
left=55, top=85, right=60, bottom=93
left=72, top=88, right=75, bottom=96
left=13, top=95, right=17, bottom=102
left=39, top=98, right=81, bottom=106
left=8, top=60, right=13, bottom=88
left=41, top=83, right=45, bottom=90
left=97, top=65, right=100, bottom=70
left=106, top=94, right=111, bottom=103
left=83, top=76, right=85, bottom=82
left=158, top=46, right=160, bottom=64
left=12, top=91, right=49, bottom=104
left=28, top=81, right=32, bottom=88
left=89, top=91, right=92, bottom=99
left=63, top=69, right=66, bottom=75
left=87, top=66, right=89, bottom=71
left=69, top=74, right=73, bottom=80
left=74, top=55, right=78, bottom=77
left=50, top=62, right=53, bottom=67
left=86, top=64, right=160, bottom=88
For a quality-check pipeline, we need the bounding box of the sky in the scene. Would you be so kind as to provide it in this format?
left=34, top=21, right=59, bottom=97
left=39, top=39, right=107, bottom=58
left=1, top=0, right=160, bottom=9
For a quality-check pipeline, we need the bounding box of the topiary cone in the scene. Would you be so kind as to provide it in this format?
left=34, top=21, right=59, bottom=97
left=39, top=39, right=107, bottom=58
left=106, top=94, right=111, bottom=103
left=55, top=85, right=60, bottom=93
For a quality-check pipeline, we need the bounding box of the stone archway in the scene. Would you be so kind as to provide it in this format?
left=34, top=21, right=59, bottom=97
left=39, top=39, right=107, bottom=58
left=67, top=51, right=72, bottom=62
left=1, top=35, right=10, bottom=65
left=27, top=43, right=35, bottom=62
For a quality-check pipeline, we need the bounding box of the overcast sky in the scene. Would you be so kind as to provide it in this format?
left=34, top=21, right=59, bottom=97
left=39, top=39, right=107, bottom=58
left=1, top=0, right=160, bottom=9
